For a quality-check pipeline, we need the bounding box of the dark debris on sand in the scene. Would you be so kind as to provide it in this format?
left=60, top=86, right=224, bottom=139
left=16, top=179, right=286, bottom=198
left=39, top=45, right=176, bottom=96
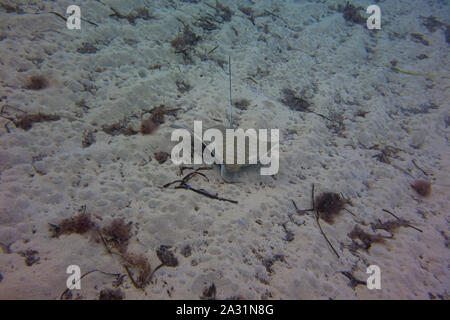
left=99, top=288, right=124, bottom=300
left=281, top=88, right=311, bottom=112
left=339, top=2, right=365, bottom=25
left=156, top=245, right=179, bottom=267
left=49, top=212, right=93, bottom=238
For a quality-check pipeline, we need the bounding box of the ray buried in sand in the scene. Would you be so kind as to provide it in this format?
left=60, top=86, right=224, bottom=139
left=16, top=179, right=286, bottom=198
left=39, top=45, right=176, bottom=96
left=171, top=121, right=280, bottom=175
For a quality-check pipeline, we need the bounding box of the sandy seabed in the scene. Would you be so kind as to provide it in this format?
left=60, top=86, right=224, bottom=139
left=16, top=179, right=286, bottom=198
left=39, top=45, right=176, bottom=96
left=0, top=0, right=449, bottom=299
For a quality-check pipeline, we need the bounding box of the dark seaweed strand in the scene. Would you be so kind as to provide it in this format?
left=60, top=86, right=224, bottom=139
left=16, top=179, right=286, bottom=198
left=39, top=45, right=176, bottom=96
left=228, top=56, right=233, bottom=128
left=312, top=184, right=340, bottom=258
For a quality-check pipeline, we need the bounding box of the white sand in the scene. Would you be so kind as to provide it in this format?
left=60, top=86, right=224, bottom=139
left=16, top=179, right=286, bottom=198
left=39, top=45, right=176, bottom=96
left=0, top=0, right=448, bottom=299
